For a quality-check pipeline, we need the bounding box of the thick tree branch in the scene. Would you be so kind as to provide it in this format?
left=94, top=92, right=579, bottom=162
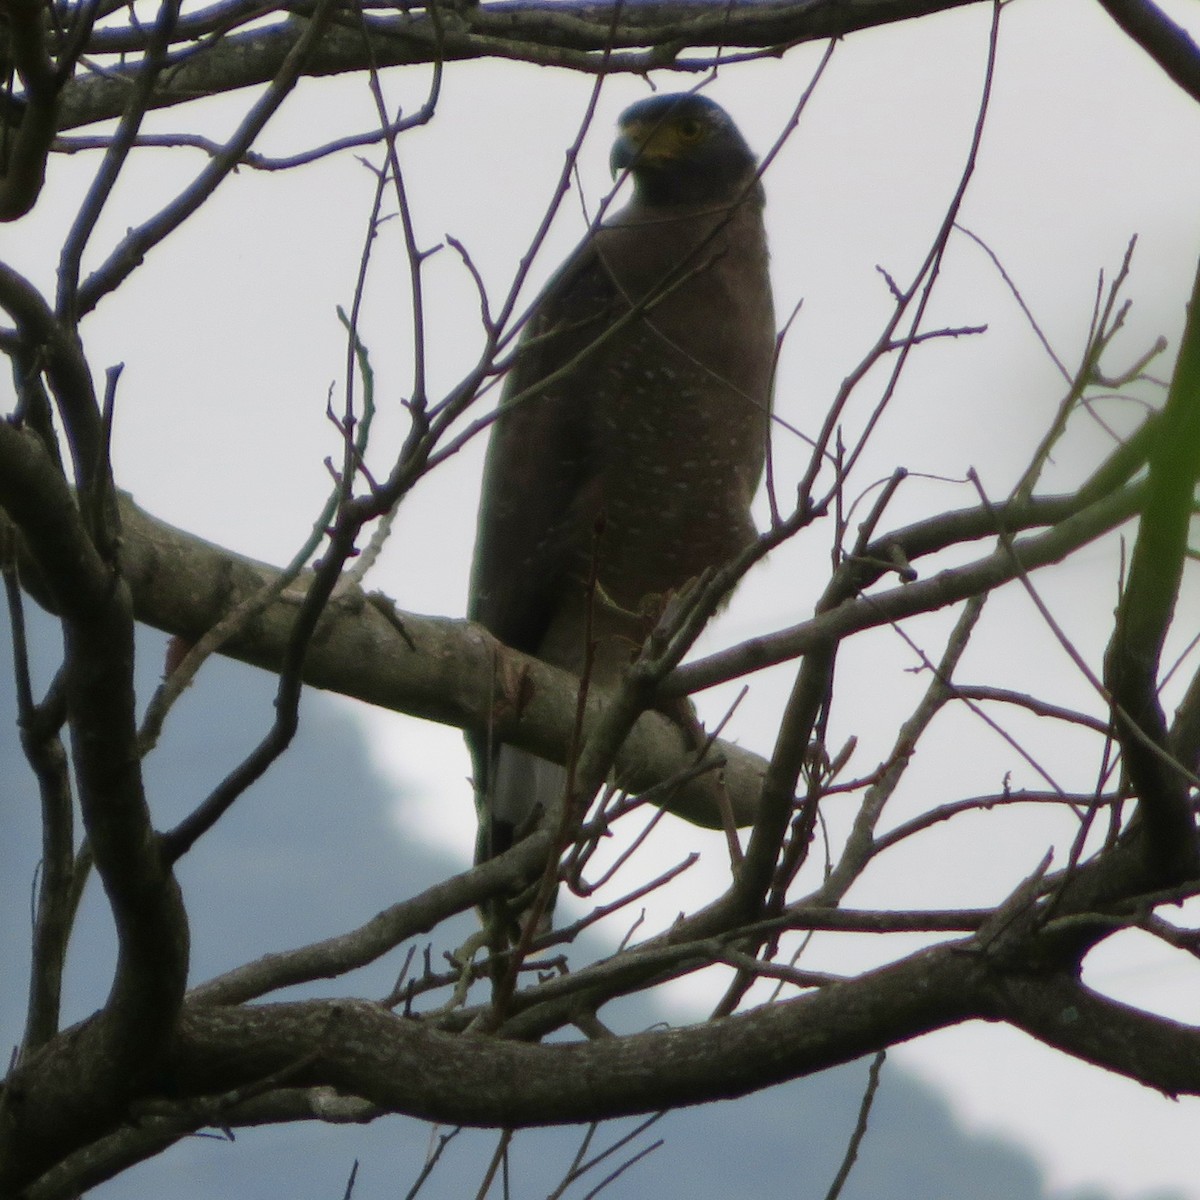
left=999, top=967, right=1200, bottom=1095
left=152, top=917, right=1200, bottom=1132
left=72, top=493, right=766, bottom=829
left=0, top=425, right=189, bottom=1190
left=174, top=942, right=988, bottom=1126
left=0, top=0, right=60, bottom=218
left=24, top=1088, right=382, bottom=1200
left=1095, top=0, right=1200, bottom=104
left=51, top=0, right=984, bottom=132
left=14, top=940, right=985, bottom=1194
left=0, top=265, right=104, bottom=502
left=1104, top=260, right=1200, bottom=884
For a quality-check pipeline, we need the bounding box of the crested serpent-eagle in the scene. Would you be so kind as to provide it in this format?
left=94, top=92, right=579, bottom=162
left=468, top=92, right=776, bottom=917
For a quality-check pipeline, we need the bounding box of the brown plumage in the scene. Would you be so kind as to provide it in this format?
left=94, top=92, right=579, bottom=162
left=468, top=92, right=776, bottom=882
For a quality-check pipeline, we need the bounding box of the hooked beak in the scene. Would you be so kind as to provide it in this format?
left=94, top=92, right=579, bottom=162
left=609, top=130, right=637, bottom=178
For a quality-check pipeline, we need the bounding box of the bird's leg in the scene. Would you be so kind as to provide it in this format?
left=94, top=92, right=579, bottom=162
left=629, top=578, right=712, bottom=749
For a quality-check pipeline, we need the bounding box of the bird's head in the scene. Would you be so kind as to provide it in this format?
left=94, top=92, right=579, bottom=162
left=609, top=93, right=761, bottom=208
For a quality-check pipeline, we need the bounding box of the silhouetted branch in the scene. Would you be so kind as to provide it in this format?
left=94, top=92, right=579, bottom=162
left=0, top=0, right=59, bottom=218
left=0, top=422, right=189, bottom=1193
left=1096, top=0, right=1200, bottom=103
left=51, top=0, right=985, bottom=132
left=1104, top=259, right=1200, bottom=884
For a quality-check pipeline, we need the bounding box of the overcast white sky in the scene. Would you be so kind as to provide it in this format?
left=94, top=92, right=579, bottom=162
left=12, top=0, right=1200, bottom=1194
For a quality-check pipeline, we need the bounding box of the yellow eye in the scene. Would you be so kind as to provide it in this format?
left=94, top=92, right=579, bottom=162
left=676, top=117, right=705, bottom=142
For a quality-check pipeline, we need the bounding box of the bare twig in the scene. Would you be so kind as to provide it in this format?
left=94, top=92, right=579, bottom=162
left=824, top=1051, right=886, bottom=1200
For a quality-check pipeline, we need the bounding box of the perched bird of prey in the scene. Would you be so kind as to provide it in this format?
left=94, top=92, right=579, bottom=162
left=468, top=92, right=776, bottom=899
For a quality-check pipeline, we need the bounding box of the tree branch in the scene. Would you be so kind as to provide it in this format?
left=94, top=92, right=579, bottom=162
left=0, top=424, right=189, bottom=1191
left=674, top=480, right=1143, bottom=695
left=51, top=0, right=984, bottom=132
left=11, top=492, right=769, bottom=829
left=1104, top=259, right=1200, bottom=885
left=999, top=966, right=1200, bottom=1095
left=1095, top=0, right=1200, bottom=104
left=169, top=942, right=988, bottom=1126
left=0, top=0, right=60, bottom=218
